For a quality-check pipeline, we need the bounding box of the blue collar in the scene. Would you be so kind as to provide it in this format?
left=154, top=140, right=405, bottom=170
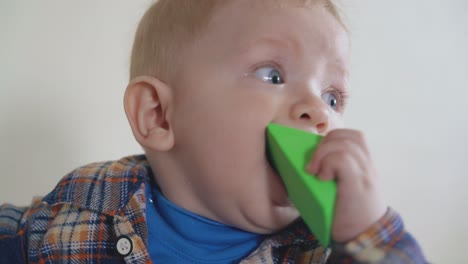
left=145, top=180, right=264, bottom=263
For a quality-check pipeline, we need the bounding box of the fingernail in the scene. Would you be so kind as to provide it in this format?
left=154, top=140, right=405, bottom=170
left=306, top=163, right=316, bottom=174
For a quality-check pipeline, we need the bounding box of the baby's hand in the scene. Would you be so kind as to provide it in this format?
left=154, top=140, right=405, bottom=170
left=307, top=129, right=387, bottom=242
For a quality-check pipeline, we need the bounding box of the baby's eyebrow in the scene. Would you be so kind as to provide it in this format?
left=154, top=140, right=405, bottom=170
left=331, top=62, right=349, bottom=80
left=236, top=36, right=350, bottom=86
left=238, top=36, right=302, bottom=58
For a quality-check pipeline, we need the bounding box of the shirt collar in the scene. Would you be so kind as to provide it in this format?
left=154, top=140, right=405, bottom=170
left=145, top=180, right=264, bottom=262
left=42, top=155, right=150, bottom=216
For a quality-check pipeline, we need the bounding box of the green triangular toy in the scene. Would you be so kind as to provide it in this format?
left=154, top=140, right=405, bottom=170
left=266, top=123, right=336, bottom=246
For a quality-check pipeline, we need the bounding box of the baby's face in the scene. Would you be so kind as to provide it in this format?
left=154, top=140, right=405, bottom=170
left=168, top=0, right=350, bottom=233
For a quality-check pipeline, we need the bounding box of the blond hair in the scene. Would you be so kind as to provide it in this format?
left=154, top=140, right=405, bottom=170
left=130, top=0, right=346, bottom=83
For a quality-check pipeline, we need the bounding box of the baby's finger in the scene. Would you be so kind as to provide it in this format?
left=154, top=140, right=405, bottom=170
left=315, top=151, right=361, bottom=182
left=322, top=129, right=369, bottom=154
left=307, top=139, right=367, bottom=175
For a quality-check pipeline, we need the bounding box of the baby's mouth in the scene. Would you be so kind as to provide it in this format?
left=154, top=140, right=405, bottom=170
left=265, top=146, right=293, bottom=207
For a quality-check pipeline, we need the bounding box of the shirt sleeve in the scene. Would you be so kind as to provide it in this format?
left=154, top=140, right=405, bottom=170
left=327, top=208, right=428, bottom=264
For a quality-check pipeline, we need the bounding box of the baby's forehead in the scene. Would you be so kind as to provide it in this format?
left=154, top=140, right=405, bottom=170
left=129, top=0, right=347, bottom=84
left=209, top=2, right=346, bottom=45
left=209, top=0, right=346, bottom=30
left=202, top=3, right=349, bottom=64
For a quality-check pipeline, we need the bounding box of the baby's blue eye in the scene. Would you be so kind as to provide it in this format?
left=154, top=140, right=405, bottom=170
left=254, top=66, right=284, bottom=85
left=322, top=92, right=339, bottom=110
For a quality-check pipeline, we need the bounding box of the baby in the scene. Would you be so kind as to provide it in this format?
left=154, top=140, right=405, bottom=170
left=0, top=0, right=427, bottom=263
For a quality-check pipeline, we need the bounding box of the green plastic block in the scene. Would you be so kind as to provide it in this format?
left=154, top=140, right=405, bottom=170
left=266, top=123, right=336, bottom=246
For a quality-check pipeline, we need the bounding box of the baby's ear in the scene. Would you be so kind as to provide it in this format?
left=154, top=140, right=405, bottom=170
left=124, top=76, right=174, bottom=151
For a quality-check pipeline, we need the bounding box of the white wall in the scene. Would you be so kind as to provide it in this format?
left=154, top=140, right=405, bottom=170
left=1, top=1, right=467, bottom=262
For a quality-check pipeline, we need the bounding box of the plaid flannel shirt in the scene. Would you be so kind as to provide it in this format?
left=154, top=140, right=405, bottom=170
left=0, top=155, right=427, bottom=263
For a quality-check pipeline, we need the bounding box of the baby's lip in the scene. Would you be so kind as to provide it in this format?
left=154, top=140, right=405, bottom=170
left=266, top=155, right=292, bottom=207
left=264, top=135, right=293, bottom=207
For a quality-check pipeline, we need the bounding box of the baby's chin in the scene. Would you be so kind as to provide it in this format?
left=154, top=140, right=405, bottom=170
left=247, top=159, right=301, bottom=233
left=258, top=207, right=299, bottom=234
left=228, top=195, right=300, bottom=235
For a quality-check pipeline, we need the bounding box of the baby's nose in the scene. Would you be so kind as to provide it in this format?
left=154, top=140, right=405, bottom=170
left=290, top=98, right=330, bottom=134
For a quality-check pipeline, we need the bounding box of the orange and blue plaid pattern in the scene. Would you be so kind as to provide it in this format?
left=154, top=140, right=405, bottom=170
left=0, top=155, right=427, bottom=263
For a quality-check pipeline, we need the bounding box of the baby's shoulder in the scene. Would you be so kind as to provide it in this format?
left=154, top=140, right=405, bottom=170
left=0, top=155, right=153, bottom=263
left=42, top=154, right=150, bottom=214
left=1, top=154, right=151, bottom=235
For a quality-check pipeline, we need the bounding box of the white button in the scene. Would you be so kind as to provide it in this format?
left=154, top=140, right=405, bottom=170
left=116, top=236, right=133, bottom=256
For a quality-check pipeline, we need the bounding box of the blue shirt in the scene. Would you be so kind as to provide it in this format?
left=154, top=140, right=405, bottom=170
left=145, top=180, right=264, bottom=263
